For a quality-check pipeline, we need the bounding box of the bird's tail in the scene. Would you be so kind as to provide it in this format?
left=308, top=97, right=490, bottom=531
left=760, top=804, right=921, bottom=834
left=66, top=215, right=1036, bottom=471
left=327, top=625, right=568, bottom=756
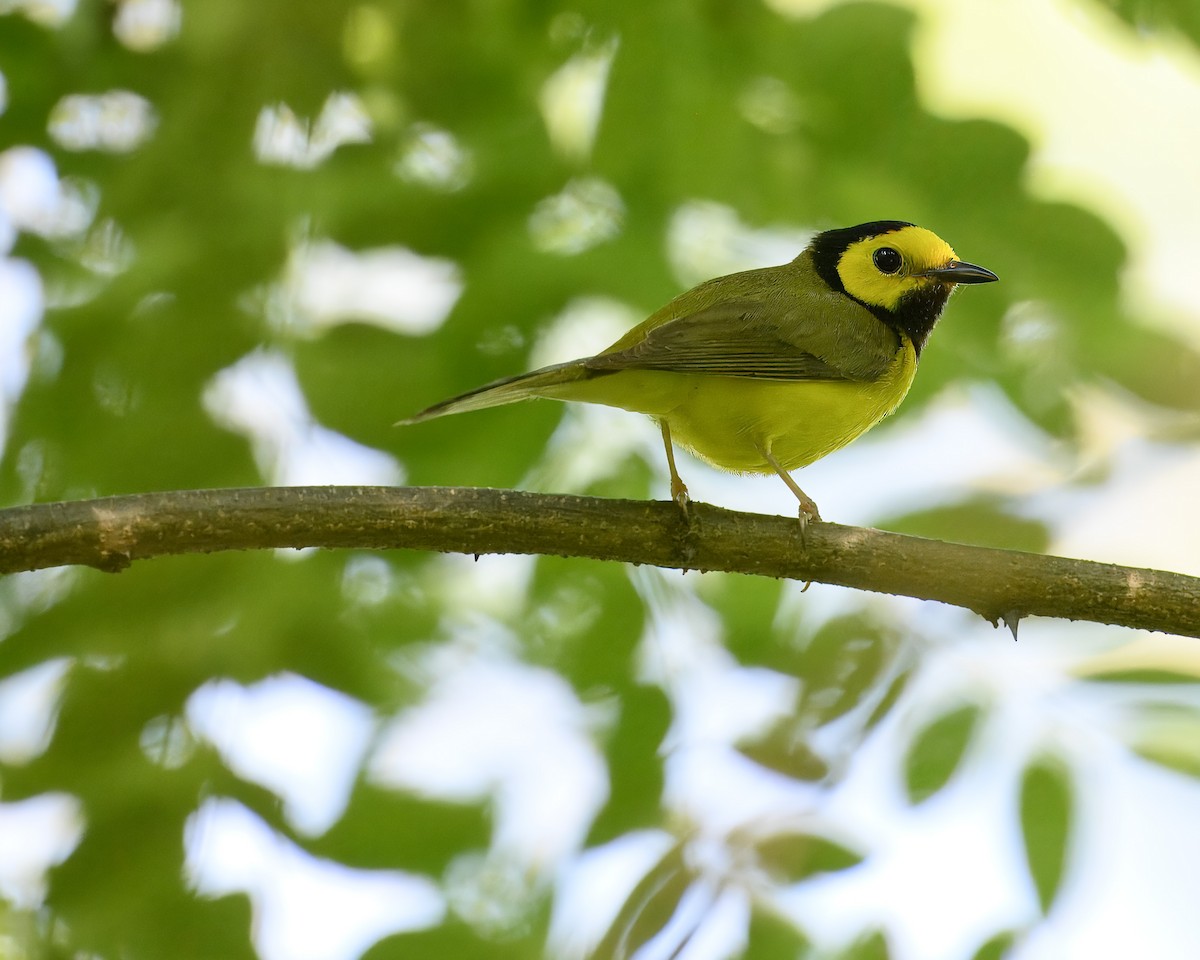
left=397, top=359, right=591, bottom=425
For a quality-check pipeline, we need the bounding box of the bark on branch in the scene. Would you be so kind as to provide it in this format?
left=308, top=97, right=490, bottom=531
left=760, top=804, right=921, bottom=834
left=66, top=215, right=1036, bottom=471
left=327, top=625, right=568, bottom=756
left=0, top=485, right=1195, bottom=638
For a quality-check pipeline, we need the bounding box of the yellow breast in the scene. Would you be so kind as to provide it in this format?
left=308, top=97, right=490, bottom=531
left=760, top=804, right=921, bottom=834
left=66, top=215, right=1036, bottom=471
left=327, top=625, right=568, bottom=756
left=549, top=337, right=918, bottom=474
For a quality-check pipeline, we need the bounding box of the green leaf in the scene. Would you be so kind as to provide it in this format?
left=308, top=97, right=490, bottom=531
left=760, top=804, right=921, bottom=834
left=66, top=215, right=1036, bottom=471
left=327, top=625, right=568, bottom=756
left=524, top=560, right=646, bottom=689
left=790, top=615, right=897, bottom=728
left=886, top=500, right=1050, bottom=554
left=311, top=782, right=490, bottom=877
left=864, top=670, right=912, bottom=734
left=971, top=929, right=1019, bottom=960
left=586, top=685, right=670, bottom=845
left=591, top=840, right=692, bottom=960
left=1121, top=703, right=1200, bottom=779
left=904, top=704, right=980, bottom=804
left=737, top=728, right=829, bottom=784
left=1020, top=757, right=1073, bottom=914
left=745, top=908, right=811, bottom=957
left=835, top=930, right=892, bottom=960
left=365, top=916, right=544, bottom=960
left=1085, top=669, right=1200, bottom=685
left=701, top=573, right=787, bottom=667
left=1100, top=0, right=1200, bottom=50
left=0, top=552, right=401, bottom=702
left=752, top=831, right=863, bottom=884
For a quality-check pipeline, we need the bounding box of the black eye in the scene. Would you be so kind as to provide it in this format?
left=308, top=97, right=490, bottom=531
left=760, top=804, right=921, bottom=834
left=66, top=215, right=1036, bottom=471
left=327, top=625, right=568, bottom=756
left=873, top=247, right=902, bottom=274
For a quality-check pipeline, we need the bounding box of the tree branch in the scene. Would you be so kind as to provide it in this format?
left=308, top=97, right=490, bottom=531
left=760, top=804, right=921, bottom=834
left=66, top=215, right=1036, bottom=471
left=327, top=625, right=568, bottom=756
left=0, top=485, right=1195, bottom=638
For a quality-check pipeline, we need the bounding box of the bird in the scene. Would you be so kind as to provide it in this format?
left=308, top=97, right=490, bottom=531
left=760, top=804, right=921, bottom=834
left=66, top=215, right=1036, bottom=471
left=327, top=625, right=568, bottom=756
left=402, top=220, right=997, bottom=524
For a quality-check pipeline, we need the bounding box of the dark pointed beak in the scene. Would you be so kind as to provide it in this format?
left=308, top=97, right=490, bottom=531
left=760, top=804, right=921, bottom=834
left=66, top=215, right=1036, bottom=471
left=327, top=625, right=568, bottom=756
left=921, top=260, right=999, bottom=284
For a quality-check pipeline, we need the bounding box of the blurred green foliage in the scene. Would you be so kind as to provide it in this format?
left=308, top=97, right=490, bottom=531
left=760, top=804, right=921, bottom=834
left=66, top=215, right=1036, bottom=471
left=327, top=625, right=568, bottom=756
left=1102, top=0, right=1200, bottom=46
left=971, top=930, right=1018, bottom=960
left=904, top=703, right=979, bottom=804
left=2, top=0, right=1199, bottom=958
left=1019, top=757, right=1074, bottom=915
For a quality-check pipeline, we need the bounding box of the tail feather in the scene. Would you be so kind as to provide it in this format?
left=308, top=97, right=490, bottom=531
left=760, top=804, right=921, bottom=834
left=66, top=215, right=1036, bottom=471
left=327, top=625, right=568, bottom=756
left=398, top=359, right=591, bottom=425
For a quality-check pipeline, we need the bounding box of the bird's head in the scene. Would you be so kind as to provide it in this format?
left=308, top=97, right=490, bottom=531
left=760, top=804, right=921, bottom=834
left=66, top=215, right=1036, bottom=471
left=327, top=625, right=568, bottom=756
left=810, top=220, right=998, bottom=354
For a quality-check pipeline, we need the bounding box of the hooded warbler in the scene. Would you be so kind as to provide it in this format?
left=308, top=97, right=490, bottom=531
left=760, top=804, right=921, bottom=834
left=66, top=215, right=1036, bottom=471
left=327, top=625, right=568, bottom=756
left=404, top=220, right=997, bottom=522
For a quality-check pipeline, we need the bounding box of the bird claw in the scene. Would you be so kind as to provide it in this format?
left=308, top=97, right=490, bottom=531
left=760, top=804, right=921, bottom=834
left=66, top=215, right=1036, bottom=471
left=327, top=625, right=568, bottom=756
left=802, top=502, right=821, bottom=524
left=796, top=497, right=820, bottom=548
left=670, top=477, right=691, bottom=517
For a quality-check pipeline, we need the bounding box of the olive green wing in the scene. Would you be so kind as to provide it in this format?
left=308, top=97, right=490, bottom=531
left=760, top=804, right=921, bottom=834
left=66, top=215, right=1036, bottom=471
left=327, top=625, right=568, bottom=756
left=584, top=297, right=898, bottom=383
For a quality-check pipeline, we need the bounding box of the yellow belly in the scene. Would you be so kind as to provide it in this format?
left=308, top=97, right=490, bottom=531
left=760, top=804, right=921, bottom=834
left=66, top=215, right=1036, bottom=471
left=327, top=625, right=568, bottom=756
left=545, top=339, right=917, bottom=473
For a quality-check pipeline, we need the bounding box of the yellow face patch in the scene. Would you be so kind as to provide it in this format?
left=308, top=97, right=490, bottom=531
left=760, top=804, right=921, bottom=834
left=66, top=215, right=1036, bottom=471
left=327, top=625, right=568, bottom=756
left=835, top=225, right=958, bottom=311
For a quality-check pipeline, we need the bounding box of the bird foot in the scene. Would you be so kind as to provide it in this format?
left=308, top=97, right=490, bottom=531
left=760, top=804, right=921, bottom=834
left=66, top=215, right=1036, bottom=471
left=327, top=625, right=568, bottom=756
left=670, top=476, right=691, bottom=517
left=797, top=499, right=821, bottom=548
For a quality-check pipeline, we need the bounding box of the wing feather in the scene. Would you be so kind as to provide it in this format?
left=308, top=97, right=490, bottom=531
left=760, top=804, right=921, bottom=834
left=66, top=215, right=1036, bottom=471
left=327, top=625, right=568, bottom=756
left=584, top=298, right=895, bottom=383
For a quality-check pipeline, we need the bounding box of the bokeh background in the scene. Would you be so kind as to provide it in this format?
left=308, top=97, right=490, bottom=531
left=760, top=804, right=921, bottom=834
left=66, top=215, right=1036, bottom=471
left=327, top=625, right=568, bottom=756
left=2, top=0, right=1200, bottom=958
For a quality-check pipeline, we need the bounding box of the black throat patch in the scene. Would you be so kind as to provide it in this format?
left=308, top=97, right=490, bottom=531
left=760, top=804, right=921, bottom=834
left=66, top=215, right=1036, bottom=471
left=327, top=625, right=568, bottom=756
left=807, top=220, right=947, bottom=357
left=887, top=285, right=952, bottom=355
